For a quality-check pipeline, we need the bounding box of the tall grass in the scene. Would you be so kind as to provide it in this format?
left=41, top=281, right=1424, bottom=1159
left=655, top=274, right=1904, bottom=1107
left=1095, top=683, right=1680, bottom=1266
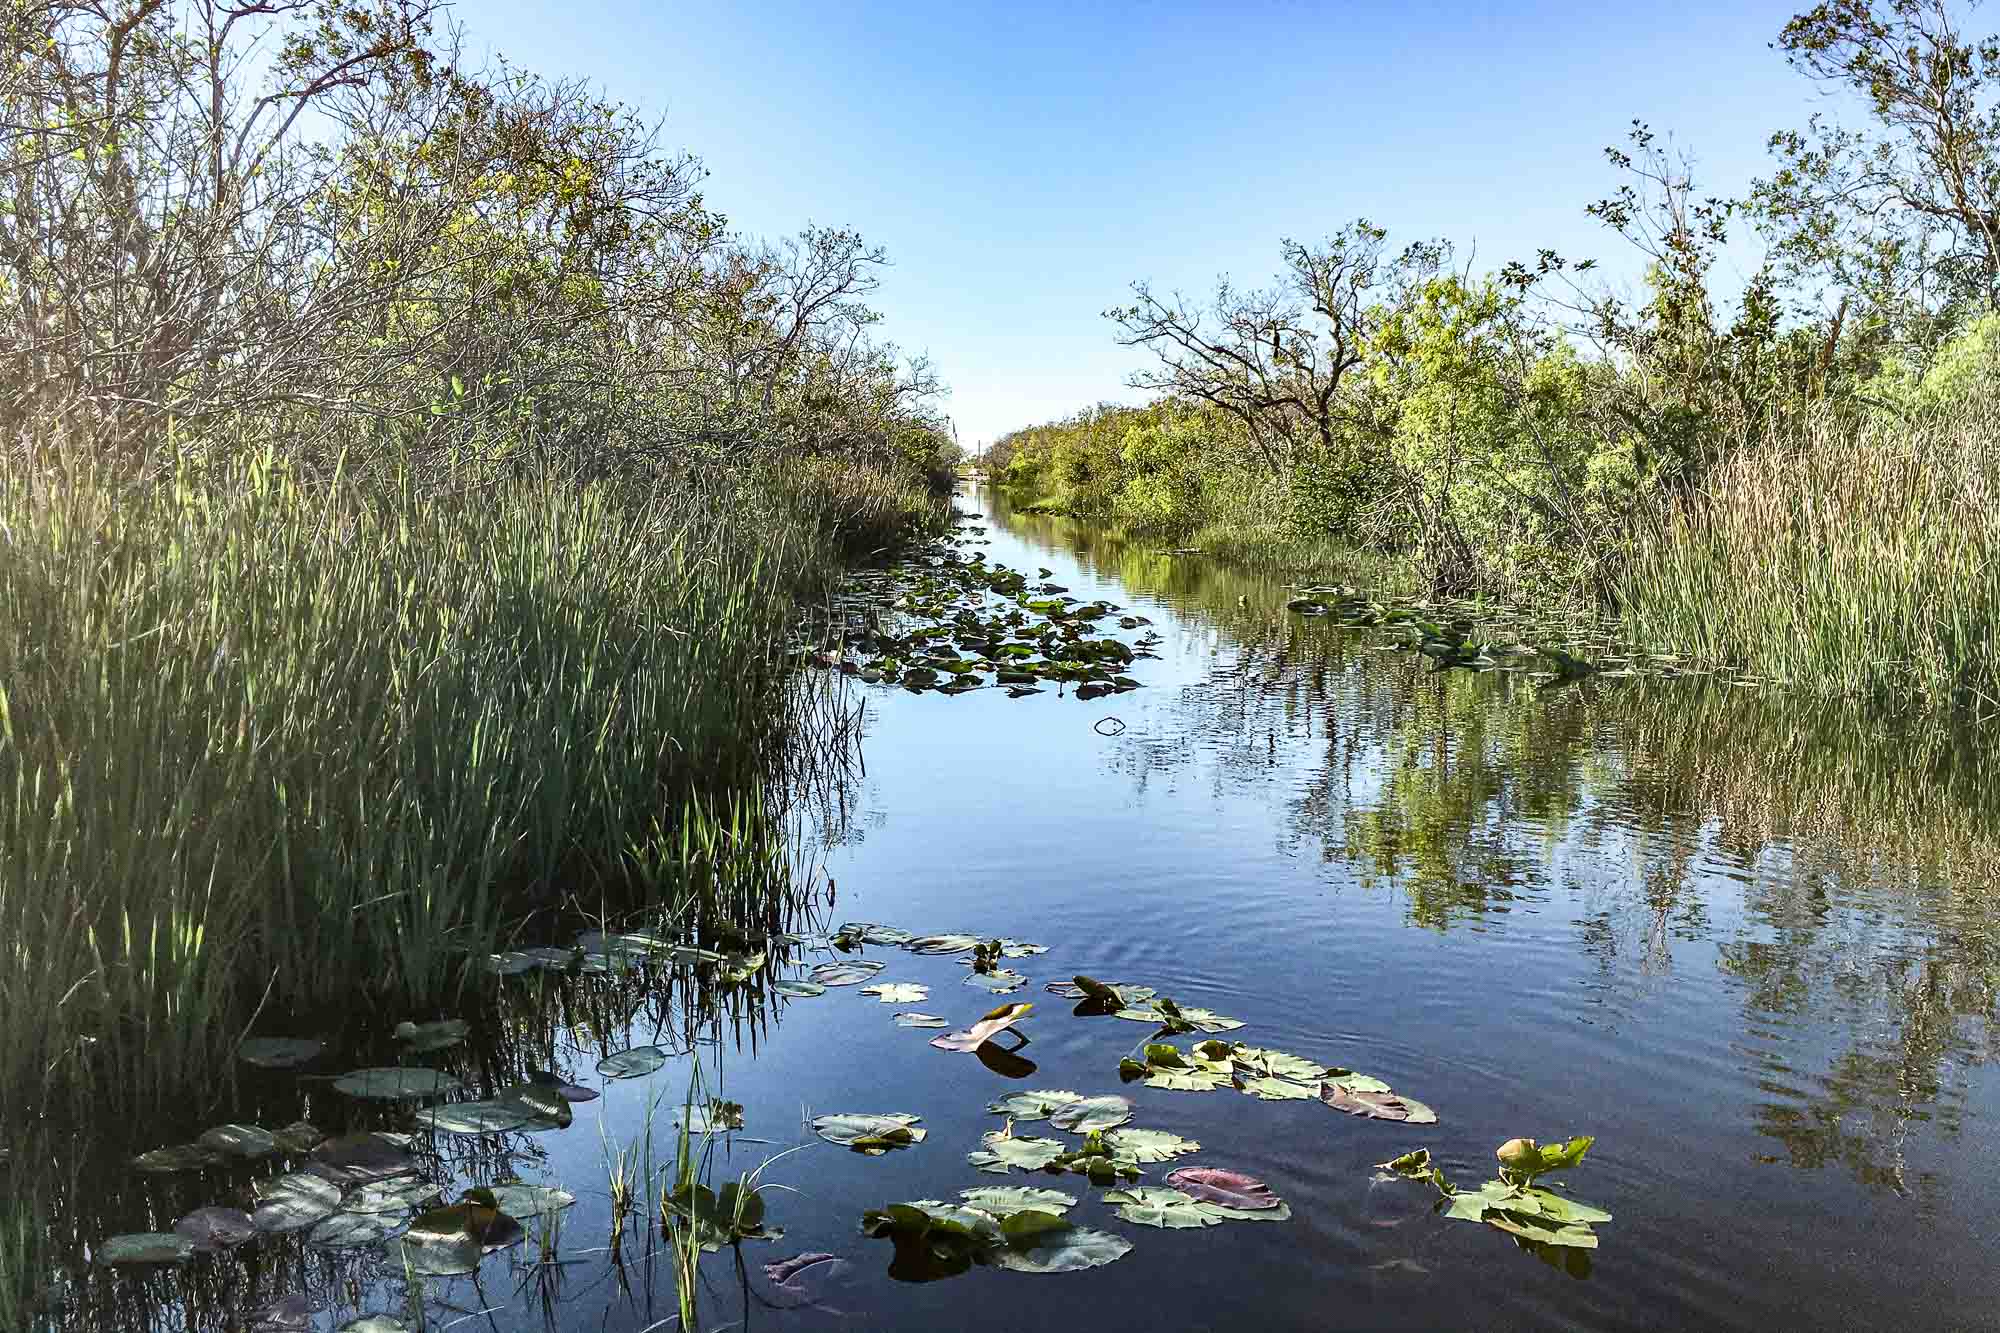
left=1624, top=402, right=2000, bottom=708
left=0, top=444, right=940, bottom=1121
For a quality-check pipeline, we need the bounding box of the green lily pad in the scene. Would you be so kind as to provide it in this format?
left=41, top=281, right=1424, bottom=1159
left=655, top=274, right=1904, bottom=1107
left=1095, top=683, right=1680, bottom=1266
left=859, top=982, right=929, bottom=1004
left=251, top=1172, right=343, bottom=1233
left=1240, top=1076, right=1318, bottom=1100
left=331, top=1067, right=461, bottom=1100
left=237, top=1037, right=323, bottom=1069
left=836, top=923, right=914, bottom=947
left=963, top=969, right=1027, bottom=994
left=310, top=1132, right=420, bottom=1183
left=894, top=1012, right=950, bottom=1028
left=966, top=1131, right=1066, bottom=1174
left=482, top=1184, right=577, bottom=1217
left=342, top=1179, right=441, bottom=1214
left=1047, top=1095, right=1132, bottom=1133
left=1231, top=1046, right=1329, bottom=1083
left=393, top=1019, right=469, bottom=1053
left=810, top=960, right=885, bottom=987
left=132, top=1143, right=221, bottom=1174
left=905, top=934, right=980, bottom=955
left=1102, top=1186, right=1222, bottom=1229
left=96, top=1233, right=195, bottom=1266
left=399, top=1201, right=524, bottom=1276
left=198, top=1123, right=278, bottom=1158
left=337, top=1319, right=412, bottom=1333
left=988, top=1212, right=1132, bottom=1273
left=985, top=1090, right=1082, bottom=1121
left=271, top=1121, right=323, bottom=1155
left=1102, top=1128, right=1201, bottom=1163
left=596, top=1046, right=670, bottom=1079
left=773, top=979, right=827, bottom=998
left=173, top=1207, right=256, bottom=1252
left=959, top=1186, right=1077, bottom=1214
left=1118, top=1041, right=1234, bottom=1091
left=811, top=1113, right=928, bottom=1155
left=677, top=1099, right=745, bottom=1133
left=1113, top=998, right=1244, bottom=1033
left=308, top=1208, right=411, bottom=1250
left=415, top=1099, right=542, bottom=1135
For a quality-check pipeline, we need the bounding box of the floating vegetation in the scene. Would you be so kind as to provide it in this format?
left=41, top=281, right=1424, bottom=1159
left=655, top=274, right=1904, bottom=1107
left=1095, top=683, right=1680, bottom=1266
left=95, top=1233, right=195, bottom=1267
left=392, top=1019, right=469, bottom=1053
left=773, top=979, right=828, bottom=998
left=664, top=1179, right=782, bottom=1251
left=809, top=960, right=885, bottom=986
left=1102, top=1127, right=1200, bottom=1163
left=1046, top=1094, right=1133, bottom=1133
left=250, top=1173, right=343, bottom=1234
left=894, top=1011, right=950, bottom=1028
left=1379, top=1138, right=1610, bottom=1252
left=859, top=982, right=929, bottom=1003
left=596, top=1046, right=670, bottom=1079
left=797, top=538, right=1152, bottom=701
left=967, top=1130, right=1066, bottom=1174
left=811, top=1113, right=929, bottom=1155
left=173, top=1207, right=256, bottom=1253
left=1112, top=994, right=1245, bottom=1033
left=676, top=1099, right=745, bottom=1133
left=398, top=1200, right=525, bottom=1277
left=859, top=1200, right=1131, bottom=1280
left=329, top=1068, right=461, bottom=1101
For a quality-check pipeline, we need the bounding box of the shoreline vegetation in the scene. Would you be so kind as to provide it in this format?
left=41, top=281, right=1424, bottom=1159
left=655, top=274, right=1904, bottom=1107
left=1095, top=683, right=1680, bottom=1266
left=983, top=3, right=2000, bottom=714
left=0, top=2, right=954, bottom=1309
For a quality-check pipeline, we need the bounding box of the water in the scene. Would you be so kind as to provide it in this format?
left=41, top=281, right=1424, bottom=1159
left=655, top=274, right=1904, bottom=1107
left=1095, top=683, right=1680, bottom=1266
left=34, top=481, right=2000, bottom=1331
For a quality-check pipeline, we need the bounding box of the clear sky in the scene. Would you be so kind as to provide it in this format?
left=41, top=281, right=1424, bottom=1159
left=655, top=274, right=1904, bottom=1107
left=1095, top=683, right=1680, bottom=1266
left=463, top=1, right=1830, bottom=447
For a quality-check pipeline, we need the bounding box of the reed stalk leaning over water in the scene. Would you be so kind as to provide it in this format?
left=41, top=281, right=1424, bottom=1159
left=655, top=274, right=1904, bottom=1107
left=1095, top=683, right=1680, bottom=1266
left=0, top=443, right=941, bottom=1127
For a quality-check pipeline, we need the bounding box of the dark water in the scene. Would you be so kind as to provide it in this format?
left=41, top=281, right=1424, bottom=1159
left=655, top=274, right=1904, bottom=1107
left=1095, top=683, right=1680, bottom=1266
left=37, top=481, right=2000, bottom=1332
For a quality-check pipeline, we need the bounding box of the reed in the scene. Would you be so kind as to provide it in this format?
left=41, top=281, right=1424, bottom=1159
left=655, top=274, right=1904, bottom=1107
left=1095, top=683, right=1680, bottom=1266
left=1623, top=402, right=2000, bottom=709
left=0, top=443, right=940, bottom=1122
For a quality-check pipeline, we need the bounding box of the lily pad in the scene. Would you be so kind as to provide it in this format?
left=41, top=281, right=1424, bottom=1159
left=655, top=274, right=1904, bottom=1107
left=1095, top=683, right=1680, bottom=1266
left=415, top=1099, right=543, bottom=1135
left=1117, top=1040, right=1234, bottom=1091
left=904, top=934, right=981, bottom=955
left=773, top=979, right=828, bottom=998
left=330, top=1067, right=461, bottom=1100
left=1047, top=1094, right=1132, bottom=1133
left=132, top=1143, right=221, bottom=1174
left=342, top=1179, right=442, bottom=1214
left=1102, top=1128, right=1201, bottom=1163
left=988, top=1212, right=1132, bottom=1274
left=337, top=1319, right=412, bottom=1333
left=271, top=1121, right=324, bottom=1155
left=985, top=1090, right=1082, bottom=1121
left=810, top=960, right=885, bottom=987
left=173, top=1207, right=256, bottom=1252
left=1320, top=1081, right=1438, bottom=1124
left=310, top=1132, right=419, bottom=1184
left=528, top=1069, right=598, bottom=1102
left=1101, top=1186, right=1223, bottom=1229
left=596, top=1045, right=670, bottom=1079
left=966, top=1131, right=1065, bottom=1174
left=677, top=1099, right=745, bottom=1133
left=894, top=1011, right=950, bottom=1028
left=963, top=968, right=1027, bottom=994
left=237, top=1037, right=323, bottom=1069
left=252, top=1172, right=343, bottom=1233
left=393, top=1019, right=469, bottom=1053
left=96, top=1233, right=196, bottom=1266
left=481, top=1183, right=577, bottom=1217
left=811, top=1113, right=928, bottom=1155
left=1113, top=997, right=1244, bottom=1034
left=1240, top=1075, right=1319, bottom=1100
left=959, top=1186, right=1077, bottom=1214
left=399, top=1201, right=524, bottom=1276
left=1230, top=1046, right=1329, bottom=1083
left=836, top=923, right=914, bottom=947
left=199, top=1123, right=278, bottom=1159
left=859, top=982, right=929, bottom=1004
left=308, top=1208, right=411, bottom=1250
left=1166, top=1166, right=1283, bottom=1212
left=931, top=1001, right=1033, bottom=1053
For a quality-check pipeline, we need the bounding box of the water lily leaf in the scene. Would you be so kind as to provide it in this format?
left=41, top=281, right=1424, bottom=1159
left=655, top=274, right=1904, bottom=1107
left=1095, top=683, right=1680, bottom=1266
left=810, top=960, right=885, bottom=986
left=236, top=1036, right=322, bottom=1069
left=1102, top=1128, right=1201, bottom=1163
left=985, top=1090, right=1081, bottom=1120
left=1102, top=1186, right=1222, bottom=1229
left=343, top=1178, right=441, bottom=1214
left=905, top=934, right=980, bottom=955
left=527, top=1070, right=598, bottom=1102
left=988, top=1212, right=1132, bottom=1273
left=860, top=1201, right=1002, bottom=1282
left=773, top=979, right=827, bottom=998
left=310, top=1132, right=419, bottom=1183
left=132, top=1143, right=221, bottom=1173
left=96, top=1233, right=195, bottom=1266
left=963, top=968, right=1027, bottom=994
left=966, top=1131, right=1066, bottom=1174
left=959, top=1186, right=1076, bottom=1214
left=1377, top=1149, right=1435, bottom=1179
left=1118, top=1041, right=1233, bottom=1091
left=836, top=923, right=913, bottom=947
left=1231, top=1046, right=1329, bottom=1083
left=596, top=1045, right=670, bottom=1079
left=173, top=1207, right=255, bottom=1252
left=415, top=1099, right=541, bottom=1135
left=1320, top=1082, right=1438, bottom=1124
left=252, top=1172, right=343, bottom=1233
left=931, top=1001, right=1033, bottom=1053
left=481, top=1184, right=577, bottom=1217
left=405, top=1202, right=524, bottom=1256
left=1166, top=1166, right=1283, bottom=1212
left=811, top=1113, right=927, bottom=1154
left=1047, top=977, right=1153, bottom=1006
left=994, top=939, right=1048, bottom=958
left=198, top=1123, right=278, bottom=1158
left=393, top=1019, right=468, bottom=1053
left=893, top=1011, right=950, bottom=1028
left=271, top=1121, right=323, bottom=1155
left=337, top=1318, right=412, bottom=1333
left=308, top=1207, right=410, bottom=1250
left=859, top=982, right=929, bottom=1004
left=1240, top=1076, right=1318, bottom=1100
left=1113, top=998, right=1244, bottom=1033
left=331, top=1067, right=461, bottom=1100
left=677, top=1099, right=745, bottom=1133
left=1047, top=1094, right=1132, bottom=1133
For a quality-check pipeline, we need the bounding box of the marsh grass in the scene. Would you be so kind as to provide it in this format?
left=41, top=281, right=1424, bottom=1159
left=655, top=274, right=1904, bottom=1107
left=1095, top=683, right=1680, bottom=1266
left=1624, top=403, right=2000, bottom=709
left=0, top=444, right=939, bottom=1122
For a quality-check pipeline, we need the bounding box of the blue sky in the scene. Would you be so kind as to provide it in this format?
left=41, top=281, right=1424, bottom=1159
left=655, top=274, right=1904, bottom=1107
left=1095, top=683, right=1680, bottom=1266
left=466, top=1, right=1832, bottom=446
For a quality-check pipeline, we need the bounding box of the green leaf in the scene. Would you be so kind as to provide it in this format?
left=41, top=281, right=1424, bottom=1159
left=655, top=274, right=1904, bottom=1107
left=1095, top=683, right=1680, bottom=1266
left=859, top=982, right=929, bottom=1004
left=1102, top=1127, right=1201, bottom=1163
left=595, top=1046, right=669, bottom=1079
left=1046, top=1094, right=1132, bottom=1133
left=966, top=1130, right=1065, bottom=1174
left=330, top=1068, right=461, bottom=1100
left=811, top=1113, right=927, bottom=1155
left=958, top=1186, right=1076, bottom=1214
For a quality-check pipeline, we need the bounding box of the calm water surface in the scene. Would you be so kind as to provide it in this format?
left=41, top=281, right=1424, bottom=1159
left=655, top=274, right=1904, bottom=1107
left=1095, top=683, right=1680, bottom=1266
left=42, top=481, right=2000, bottom=1332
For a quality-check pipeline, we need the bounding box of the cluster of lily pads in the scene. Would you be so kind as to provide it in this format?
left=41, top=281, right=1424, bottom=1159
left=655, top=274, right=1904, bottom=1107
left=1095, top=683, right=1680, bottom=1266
left=1284, top=587, right=1781, bottom=689
left=798, top=537, right=1157, bottom=700
left=1378, top=1135, right=1612, bottom=1256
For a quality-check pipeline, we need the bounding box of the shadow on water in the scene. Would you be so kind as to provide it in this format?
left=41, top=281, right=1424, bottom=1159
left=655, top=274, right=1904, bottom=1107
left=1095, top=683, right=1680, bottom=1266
left=15, top=482, right=2000, bottom=1332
